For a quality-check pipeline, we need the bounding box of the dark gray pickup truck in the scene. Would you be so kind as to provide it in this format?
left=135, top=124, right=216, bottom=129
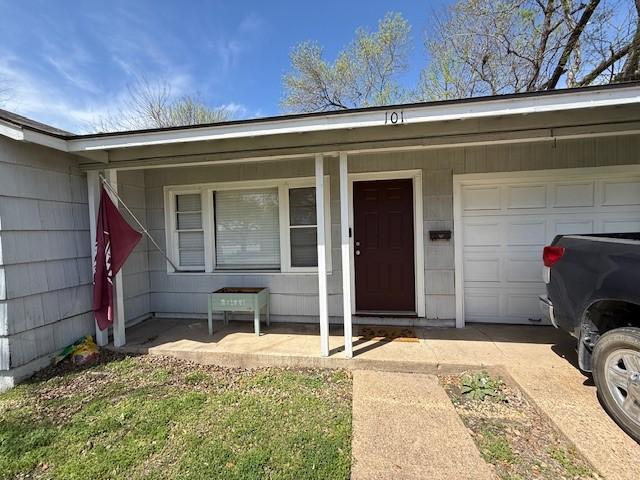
left=540, top=233, right=640, bottom=442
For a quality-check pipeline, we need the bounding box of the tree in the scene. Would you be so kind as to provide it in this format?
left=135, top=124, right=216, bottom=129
left=419, top=0, right=640, bottom=100
left=282, top=12, right=411, bottom=112
left=95, top=77, right=231, bottom=132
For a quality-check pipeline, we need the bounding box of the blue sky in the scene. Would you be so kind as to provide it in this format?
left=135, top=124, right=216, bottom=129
left=0, top=0, right=448, bottom=133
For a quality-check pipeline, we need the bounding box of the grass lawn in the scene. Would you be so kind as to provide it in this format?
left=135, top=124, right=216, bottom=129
left=0, top=353, right=352, bottom=479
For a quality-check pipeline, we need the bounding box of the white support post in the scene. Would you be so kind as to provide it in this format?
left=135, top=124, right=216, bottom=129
left=87, top=170, right=109, bottom=347
left=105, top=170, right=126, bottom=347
left=315, top=154, right=330, bottom=357
left=339, top=153, right=353, bottom=358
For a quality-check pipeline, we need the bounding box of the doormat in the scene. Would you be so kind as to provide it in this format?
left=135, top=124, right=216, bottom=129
left=357, top=326, right=419, bottom=343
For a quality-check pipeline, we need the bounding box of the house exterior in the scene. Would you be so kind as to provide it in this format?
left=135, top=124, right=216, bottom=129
left=2, top=82, right=640, bottom=389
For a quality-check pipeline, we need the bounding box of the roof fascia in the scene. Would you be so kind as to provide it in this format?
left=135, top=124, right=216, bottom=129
left=67, top=85, right=640, bottom=152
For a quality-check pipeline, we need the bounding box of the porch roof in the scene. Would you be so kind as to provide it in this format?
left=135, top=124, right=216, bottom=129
left=2, top=82, right=640, bottom=167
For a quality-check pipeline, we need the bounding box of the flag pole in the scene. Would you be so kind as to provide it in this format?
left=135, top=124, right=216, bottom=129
left=98, top=174, right=181, bottom=272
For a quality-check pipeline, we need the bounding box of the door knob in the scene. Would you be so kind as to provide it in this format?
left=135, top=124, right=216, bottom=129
left=355, top=241, right=360, bottom=247
left=355, top=250, right=361, bottom=256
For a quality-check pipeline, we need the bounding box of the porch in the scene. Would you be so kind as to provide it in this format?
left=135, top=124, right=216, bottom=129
left=76, top=85, right=640, bottom=360
left=115, top=317, right=575, bottom=372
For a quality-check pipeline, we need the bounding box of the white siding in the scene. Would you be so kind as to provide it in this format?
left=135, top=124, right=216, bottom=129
left=0, top=136, right=94, bottom=383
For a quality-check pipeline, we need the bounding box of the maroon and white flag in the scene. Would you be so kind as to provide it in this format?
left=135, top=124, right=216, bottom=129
left=93, top=186, right=142, bottom=331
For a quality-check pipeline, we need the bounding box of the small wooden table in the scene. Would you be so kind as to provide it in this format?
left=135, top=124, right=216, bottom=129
left=207, top=287, right=270, bottom=336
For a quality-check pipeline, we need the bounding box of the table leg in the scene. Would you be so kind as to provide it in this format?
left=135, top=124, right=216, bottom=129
left=207, top=296, right=213, bottom=336
left=266, top=298, right=270, bottom=326
left=224, top=311, right=229, bottom=326
left=254, top=299, right=260, bottom=336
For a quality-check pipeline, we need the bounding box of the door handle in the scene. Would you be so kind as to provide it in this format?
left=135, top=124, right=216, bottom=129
left=355, top=241, right=360, bottom=247
left=355, top=250, right=361, bottom=256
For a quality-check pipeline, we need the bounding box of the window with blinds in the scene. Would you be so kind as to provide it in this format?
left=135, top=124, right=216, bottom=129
left=214, top=188, right=280, bottom=270
left=288, top=187, right=318, bottom=267
left=175, top=193, right=205, bottom=268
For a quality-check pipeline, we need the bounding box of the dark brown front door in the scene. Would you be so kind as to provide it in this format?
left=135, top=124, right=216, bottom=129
left=354, top=179, right=415, bottom=312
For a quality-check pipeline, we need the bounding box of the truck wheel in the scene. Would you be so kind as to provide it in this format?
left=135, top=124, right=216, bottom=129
left=592, top=327, right=640, bottom=443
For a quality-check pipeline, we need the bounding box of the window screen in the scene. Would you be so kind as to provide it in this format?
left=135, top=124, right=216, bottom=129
left=288, top=187, right=317, bottom=267
left=214, top=188, right=280, bottom=269
left=175, top=193, right=204, bottom=267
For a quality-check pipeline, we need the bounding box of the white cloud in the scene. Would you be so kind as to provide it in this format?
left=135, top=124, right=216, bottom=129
left=1, top=53, right=129, bottom=132
left=0, top=9, right=268, bottom=132
left=44, top=54, right=100, bottom=94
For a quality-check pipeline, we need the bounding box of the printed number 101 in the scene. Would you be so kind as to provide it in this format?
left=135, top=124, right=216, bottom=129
left=384, top=111, right=404, bottom=125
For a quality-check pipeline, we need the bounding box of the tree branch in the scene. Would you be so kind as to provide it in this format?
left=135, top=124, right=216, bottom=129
left=544, top=0, right=601, bottom=89
left=528, top=0, right=556, bottom=90
left=577, top=43, right=632, bottom=85
left=618, top=0, right=640, bottom=80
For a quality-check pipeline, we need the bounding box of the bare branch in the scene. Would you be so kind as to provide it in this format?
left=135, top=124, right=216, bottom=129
left=578, top=42, right=632, bottom=84
left=618, top=0, right=640, bottom=80
left=544, top=0, right=601, bottom=89
left=94, top=77, right=230, bottom=132
left=528, top=0, right=557, bottom=90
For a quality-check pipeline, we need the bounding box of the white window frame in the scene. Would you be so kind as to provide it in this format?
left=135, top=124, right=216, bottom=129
left=165, top=188, right=207, bottom=272
left=280, top=177, right=332, bottom=273
left=164, top=176, right=331, bottom=274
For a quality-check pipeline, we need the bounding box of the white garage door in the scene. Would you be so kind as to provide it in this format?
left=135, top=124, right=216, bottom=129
left=457, top=169, right=640, bottom=324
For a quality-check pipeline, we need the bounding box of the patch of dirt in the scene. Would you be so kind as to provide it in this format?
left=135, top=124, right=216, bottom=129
left=440, top=373, right=601, bottom=480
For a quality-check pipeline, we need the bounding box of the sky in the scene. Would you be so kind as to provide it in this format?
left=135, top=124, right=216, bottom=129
left=0, top=0, right=450, bottom=133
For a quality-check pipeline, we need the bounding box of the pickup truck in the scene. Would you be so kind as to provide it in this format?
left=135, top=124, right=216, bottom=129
left=540, top=233, right=640, bottom=443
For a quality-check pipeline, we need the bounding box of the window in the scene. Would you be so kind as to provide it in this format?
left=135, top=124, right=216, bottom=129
left=175, top=193, right=204, bottom=269
left=214, top=188, right=280, bottom=270
left=165, top=177, right=330, bottom=273
left=288, top=187, right=317, bottom=267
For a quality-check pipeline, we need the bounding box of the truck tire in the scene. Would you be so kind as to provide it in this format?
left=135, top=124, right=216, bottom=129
left=592, top=327, right=640, bottom=443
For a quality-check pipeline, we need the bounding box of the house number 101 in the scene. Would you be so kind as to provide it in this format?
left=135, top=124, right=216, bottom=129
left=384, top=111, right=404, bottom=125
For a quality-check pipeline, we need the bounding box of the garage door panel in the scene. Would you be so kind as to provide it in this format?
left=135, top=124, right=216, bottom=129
left=464, top=257, right=500, bottom=282
left=459, top=172, right=640, bottom=325
left=505, top=293, right=546, bottom=322
left=553, top=219, right=594, bottom=235
left=464, top=290, right=500, bottom=319
left=506, top=220, right=547, bottom=245
left=553, top=182, right=595, bottom=208
left=463, top=221, right=501, bottom=246
left=603, top=219, right=640, bottom=233
left=507, top=185, right=546, bottom=209
left=602, top=180, right=640, bottom=206
left=505, top=258, right=543, bottom=283
left=462, top=187, right=500, bottom=211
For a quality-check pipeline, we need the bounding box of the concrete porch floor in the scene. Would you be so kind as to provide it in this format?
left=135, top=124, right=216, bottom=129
left=119, top=317, right=577, bottom=371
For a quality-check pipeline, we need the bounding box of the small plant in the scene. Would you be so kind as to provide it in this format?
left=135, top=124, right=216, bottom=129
left=460, top=372, right=505, bottom=401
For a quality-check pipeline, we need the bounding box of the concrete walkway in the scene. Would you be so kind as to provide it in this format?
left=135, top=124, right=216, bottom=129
left=351, top=370, right=495, bottom=480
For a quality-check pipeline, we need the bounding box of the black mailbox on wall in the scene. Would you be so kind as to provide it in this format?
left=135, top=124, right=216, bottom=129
left=429, top=230, right=452, bottom=241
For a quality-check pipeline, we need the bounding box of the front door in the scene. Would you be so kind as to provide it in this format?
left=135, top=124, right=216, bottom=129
left=353, top=179, right=415, bottom=313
